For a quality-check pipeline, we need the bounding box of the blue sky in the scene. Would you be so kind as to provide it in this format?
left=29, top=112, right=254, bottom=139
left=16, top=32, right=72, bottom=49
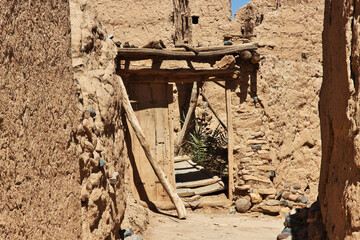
left=231, top=0, right=251, bottom=19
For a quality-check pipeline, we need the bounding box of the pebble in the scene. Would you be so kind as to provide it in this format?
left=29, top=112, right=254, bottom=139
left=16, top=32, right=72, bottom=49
left=109, top=172, right=119, bottom=184
left=282, top=228, right=292, bottom=233
left=293, top=183, right=301, bottom=190
left=284, top=183, right=291, bottom=190
left=99, top=158, right=106, bottom=167
left=235, top=199, right=251, bottom=213
left=276, top=190, right=283, bottom=200
left=108, top=34, right=114, bottom=39
left=269, top=170, right=275, bottom=177
left=88, top=108, right=96, bottom=117
left=298, top=195, right=308, bottom=204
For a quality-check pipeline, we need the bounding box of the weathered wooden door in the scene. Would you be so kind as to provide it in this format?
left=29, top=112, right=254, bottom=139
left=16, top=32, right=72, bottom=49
left=127, top=82, right=175, bottom=202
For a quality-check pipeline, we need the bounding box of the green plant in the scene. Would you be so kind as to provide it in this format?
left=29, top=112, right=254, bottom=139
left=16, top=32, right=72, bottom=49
left=182, top=120, right=228, bottom=178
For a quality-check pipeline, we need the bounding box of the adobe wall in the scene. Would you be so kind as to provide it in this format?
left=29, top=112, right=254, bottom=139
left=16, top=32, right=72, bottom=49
left=0, top=1, right=82, bottom=238
left=92, top=0, right=231, bottom=47
left=319, top=0, right=360, bottom=239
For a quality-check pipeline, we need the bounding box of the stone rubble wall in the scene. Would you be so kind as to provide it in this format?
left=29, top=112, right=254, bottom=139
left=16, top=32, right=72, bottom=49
left=70, top=0, right=142, bottom=238
left=209, top=0, right=325, bottom=213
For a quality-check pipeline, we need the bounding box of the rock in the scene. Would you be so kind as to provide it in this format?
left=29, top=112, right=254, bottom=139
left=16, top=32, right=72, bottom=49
left=265, top=200, right=280, bottom=206
left=282, top=191, right=291, bottom=200
left=235, top=185, right=251, bottom=191
left=90, top=188, right=102, bottom=202
left=84, top=109, right=91, bottom=118
left=293, top=183, right=301, bottom=190
left=258, top=188, right=277, bottom=195
left=95, top=140, right=105, bottom=152
left=242, top=175, right=271, bottom=183
left=277, top=232, right=291, bottom=240
left=89, top=172, right=102, bottom=188
left=280, top=207, right=291, bottom=217
left=298, top=195, right=308, bottom=204
left=84, top=141, right=94, bottom=153
left=108, top=34, right=114, bottom=39
left=280, top=200, right=289, bottom=207
left=288, top=194, right=299, bottom=202
left=284, top=183, right=291, bottom=190
left=266, top=194, right=276, bottom=200
left=249, top=192, right=262, bottom=204
left=287, top=201, right=295, bottom=208
left=258, top=205, right=281, bottom=214
left=82, top=119, right=92, bottom=134
left=235, top=199, right=251, bottom=213
left=269, top=170, right=275, bottom=178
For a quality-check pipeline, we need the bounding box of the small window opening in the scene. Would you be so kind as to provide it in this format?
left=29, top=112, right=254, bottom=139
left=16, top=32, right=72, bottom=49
left=192, top=16, right=199, bottom=24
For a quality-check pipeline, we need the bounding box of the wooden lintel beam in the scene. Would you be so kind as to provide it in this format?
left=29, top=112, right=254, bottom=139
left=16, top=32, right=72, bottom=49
left=117, top=43, right=258, bottom=61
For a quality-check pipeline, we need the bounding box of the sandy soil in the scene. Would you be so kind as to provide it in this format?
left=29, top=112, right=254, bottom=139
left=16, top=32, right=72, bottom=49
left=143, top=208, right=283, bottom=240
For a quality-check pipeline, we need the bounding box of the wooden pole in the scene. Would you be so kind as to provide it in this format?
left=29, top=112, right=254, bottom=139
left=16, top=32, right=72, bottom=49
left=225, top=80, right=234, bottom=201
left=201, top=91, right=227, bottom=131
left=174, top=81, right=198, bottom=155
left=118, top=77, right=187, bottom=219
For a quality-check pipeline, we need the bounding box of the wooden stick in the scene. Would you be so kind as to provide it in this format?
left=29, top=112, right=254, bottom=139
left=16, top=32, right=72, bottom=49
left=118, top=76, right=187, bottom=219
left=201, top=92, right=227, bottom=131
left=174, top=81, right=199, bottom=155
left=213, top=81, right=225, bottom=88
left=225, top=80, right=234, bottom=201
left=175, top=44, right=199, bottom=55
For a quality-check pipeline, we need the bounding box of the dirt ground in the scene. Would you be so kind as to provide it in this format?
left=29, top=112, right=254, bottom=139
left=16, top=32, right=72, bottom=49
left=143, top=208, right=283, bottom=240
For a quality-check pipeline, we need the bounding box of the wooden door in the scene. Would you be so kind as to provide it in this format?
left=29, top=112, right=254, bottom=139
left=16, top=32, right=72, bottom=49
left=127, top=82, right=175, bottom=202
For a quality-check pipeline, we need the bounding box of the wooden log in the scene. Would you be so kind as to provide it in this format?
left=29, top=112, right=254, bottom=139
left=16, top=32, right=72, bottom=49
left=118, top=76, right=187, bottom=219
left=174, top=81, right=198, bottom=154
left=176, top=176, right=221, bottom=189
left=225, top=80, right=234, bottom=201
left=174, top=155, right=191, bottom=163
left=201, top=92, right=227, bottom=131
left=239, top=50, right=253, bottom=60
left=139, top=199, right=233, bottom=211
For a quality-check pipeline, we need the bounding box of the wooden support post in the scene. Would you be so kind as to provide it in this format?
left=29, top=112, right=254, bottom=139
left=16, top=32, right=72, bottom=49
left=174, top=81, right=198, bottom=155
left=118, top=76, right=187, bottom=219
left=225, top=80, right=234, bottom=201
left=201, top=92, right=227, bottom=131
